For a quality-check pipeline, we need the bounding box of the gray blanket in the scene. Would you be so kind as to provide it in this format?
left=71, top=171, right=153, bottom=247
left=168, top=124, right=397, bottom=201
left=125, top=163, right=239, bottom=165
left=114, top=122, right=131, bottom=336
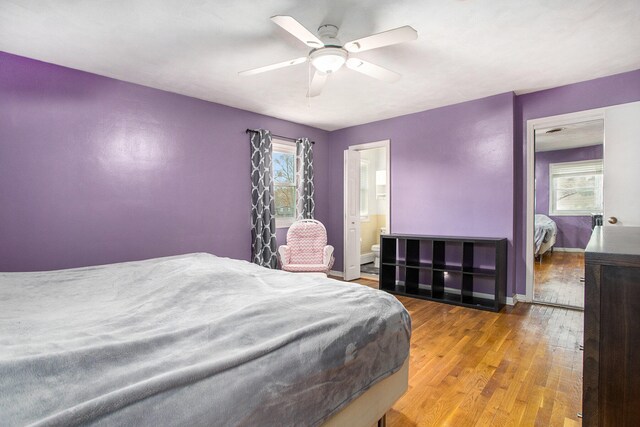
left=0, top=253, right=410, bottom=427
left=534, top=214, right=557, bottom=253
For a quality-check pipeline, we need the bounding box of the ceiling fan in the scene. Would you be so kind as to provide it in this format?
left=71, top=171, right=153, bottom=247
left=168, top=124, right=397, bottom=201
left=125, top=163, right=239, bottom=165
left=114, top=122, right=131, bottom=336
left=239, top=16, right=418, bottom=97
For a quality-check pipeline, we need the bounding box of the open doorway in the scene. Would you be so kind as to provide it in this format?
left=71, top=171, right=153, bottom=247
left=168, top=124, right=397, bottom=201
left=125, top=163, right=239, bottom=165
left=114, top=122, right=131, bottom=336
left=532, top=119, right=604, bottom=309
left=343, top=140, right=390, bottom=281
left=358, top=147, right=389, bottom=278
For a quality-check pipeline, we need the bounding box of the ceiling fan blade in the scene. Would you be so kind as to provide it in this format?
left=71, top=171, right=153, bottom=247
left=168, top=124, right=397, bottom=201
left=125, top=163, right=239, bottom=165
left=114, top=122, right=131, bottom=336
left=346, top=58, right=400, bottom=83
left=344, top=25, right=417, bottom=53
left=307, top=71, right=328, bottom=97
left=271, top=15, right=324, bottom=48
left=238, top=57, right=308, bottom=76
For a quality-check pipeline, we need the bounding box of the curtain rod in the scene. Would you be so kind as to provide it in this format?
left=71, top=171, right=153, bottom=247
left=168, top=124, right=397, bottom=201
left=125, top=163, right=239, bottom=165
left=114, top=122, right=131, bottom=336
left=245, top=128, right=315, bottom=144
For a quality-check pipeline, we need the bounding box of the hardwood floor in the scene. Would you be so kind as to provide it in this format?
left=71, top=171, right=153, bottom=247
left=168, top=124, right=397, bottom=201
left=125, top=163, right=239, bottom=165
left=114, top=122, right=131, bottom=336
left=354, top=278, right=584, bottom=427
left=534, top=252, right=584, bottom=308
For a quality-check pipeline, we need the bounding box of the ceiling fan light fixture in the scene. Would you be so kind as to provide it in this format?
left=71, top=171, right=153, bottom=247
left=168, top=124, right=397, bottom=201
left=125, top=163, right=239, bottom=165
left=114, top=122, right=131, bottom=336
left=310, top=47, right=348, bottom=74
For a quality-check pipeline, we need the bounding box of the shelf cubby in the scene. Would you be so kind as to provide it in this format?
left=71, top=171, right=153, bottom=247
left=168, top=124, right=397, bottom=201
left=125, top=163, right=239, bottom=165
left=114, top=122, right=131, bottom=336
left=379, top=234, right=507, bottom=312
left=406, top=239, right=420, bottom=266
left=381, top=237, right=397, bottom=265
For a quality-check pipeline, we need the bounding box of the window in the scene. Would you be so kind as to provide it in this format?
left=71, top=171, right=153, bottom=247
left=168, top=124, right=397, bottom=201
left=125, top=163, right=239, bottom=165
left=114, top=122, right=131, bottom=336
left=360, top=158, right=369, bottom=219
left=272, top=140, right=297, bottom=227
left=549, top=159, right=603, bottom=216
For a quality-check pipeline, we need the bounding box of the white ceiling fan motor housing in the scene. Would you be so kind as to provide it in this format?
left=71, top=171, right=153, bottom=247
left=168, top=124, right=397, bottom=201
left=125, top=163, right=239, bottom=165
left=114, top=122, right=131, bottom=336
left=317, top=24, right=341, bottom=46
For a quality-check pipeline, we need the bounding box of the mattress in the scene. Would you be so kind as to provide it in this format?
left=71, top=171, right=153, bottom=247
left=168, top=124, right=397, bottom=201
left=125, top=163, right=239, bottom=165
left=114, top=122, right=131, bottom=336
left=0, top=253, right=411, bottom=426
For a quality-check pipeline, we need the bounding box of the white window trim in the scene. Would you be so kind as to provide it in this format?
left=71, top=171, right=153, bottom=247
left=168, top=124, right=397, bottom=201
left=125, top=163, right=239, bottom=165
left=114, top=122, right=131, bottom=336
left=549, top=159, right=603, bottom=216
left=276, top=216, right=296, bottom=228
left=272, top=139, right=297, bottom=229
left=272, top=139, right=296, bottom=155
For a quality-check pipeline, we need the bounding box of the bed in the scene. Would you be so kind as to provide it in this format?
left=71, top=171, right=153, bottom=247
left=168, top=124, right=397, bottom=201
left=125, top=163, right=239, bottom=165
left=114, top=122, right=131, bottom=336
left=0, top=253, right=410, bottom=427
left=534, top=214, right=557, bottom=258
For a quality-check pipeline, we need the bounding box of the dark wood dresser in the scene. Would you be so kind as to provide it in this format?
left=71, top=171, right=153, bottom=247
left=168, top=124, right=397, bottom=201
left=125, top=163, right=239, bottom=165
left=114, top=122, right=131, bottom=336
left=583, top=226, right=640, bottom=426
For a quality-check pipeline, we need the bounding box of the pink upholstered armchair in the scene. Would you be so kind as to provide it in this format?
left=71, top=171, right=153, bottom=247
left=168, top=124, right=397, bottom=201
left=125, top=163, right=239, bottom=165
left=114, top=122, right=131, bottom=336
left=278, top=219, right=335, bottom=274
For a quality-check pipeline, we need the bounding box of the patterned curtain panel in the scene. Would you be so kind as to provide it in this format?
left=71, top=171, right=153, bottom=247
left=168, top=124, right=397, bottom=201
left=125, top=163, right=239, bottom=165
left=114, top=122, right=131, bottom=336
left=296, top=138, right=315, bottom=219
left=250, top=129, right=278, bottom=269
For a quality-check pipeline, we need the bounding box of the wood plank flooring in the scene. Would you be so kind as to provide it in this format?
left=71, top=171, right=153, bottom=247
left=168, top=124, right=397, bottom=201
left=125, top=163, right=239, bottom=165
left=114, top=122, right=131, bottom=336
left=354, top=278, right=584, bottom=427
left=534, top=252, right=584, bottom=308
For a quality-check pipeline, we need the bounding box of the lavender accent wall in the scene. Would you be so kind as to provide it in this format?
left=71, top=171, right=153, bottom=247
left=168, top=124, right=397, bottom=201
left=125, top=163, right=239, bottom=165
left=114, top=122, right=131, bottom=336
left=328, top=69, right=639, bottom=297
left=2, top=47, right=639, bottom=301
left=514, top=69, right=640, bottom=294
left=535, top=145, right=603, bottom=249
left=328, top=93, right=517, bottom=295
left=0, top=51, right=329, bottom=272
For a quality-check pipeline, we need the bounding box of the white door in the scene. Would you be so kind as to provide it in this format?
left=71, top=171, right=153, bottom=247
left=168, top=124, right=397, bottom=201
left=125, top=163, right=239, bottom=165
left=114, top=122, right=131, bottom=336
left=343, top=149, right=361, bottom=281
left=604, top=101, right=640, bottom=226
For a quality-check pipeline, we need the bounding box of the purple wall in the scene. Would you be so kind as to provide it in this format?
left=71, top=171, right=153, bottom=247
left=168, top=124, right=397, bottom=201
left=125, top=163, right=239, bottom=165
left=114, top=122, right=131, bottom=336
left=328, top=93, right=517, bottom=294
left=514, top=69, right=640, bottom=294
left=535, top=145, right=603, bottom=249
left=0, top=51, right=329, bottom=272
left=327, top=69, right=640, bottom=297
left=3, top=48, right=640, bottom=301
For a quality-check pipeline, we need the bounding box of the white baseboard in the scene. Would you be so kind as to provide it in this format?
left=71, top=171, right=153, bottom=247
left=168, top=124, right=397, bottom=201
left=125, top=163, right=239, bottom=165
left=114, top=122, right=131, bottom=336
left=329, top=270, right=378, bottom=281
left=395, top=280, right=520, bottom=306
left=507, top=294, right=527, bottom=306
left=513, top=293, right=528, bottom=304
left=329, top=271, right=521, bottom=307
left=394, top=280, right=493, bottom=301
left=553, top=247, right=585, bottom=253
left=329, top=270, right=344, bottom=278
left=360, top=252, right=375, bottom=265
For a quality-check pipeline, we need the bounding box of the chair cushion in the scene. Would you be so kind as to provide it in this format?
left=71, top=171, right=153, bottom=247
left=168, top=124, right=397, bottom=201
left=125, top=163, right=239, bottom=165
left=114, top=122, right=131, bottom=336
left=282, top=264, right=330, bottom=273
left=287, top=221, right=327, bottom=265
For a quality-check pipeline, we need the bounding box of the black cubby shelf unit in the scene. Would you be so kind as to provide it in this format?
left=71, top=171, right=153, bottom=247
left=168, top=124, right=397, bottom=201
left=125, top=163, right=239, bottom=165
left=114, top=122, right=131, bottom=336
left=379, top=234, right=507, bottom=312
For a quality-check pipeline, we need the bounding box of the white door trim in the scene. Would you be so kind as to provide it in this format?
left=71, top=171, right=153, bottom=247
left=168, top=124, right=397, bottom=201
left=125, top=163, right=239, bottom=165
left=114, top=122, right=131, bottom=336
left=348, top=139, right=391, bottom=233
left=344, top=140, right=391, bottom=280
left=525, top=107, right=606, bottom=302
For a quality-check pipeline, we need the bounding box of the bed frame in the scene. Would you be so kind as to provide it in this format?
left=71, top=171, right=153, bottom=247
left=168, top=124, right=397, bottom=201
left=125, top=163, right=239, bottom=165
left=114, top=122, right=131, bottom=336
left=536, top=230, right=557, bottom=261
left=322, top=358, right=409, bottom=427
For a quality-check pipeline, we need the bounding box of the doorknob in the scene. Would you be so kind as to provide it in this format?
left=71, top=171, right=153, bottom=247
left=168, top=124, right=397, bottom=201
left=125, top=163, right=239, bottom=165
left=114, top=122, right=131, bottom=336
left=608, top=216, right=618, bottom=224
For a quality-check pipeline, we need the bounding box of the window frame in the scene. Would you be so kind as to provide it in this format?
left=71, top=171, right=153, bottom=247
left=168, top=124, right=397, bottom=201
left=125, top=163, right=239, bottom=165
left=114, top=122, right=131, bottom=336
left=272, top=139, right=297, bottom=228
left=548, top=159, right=603, bottom=216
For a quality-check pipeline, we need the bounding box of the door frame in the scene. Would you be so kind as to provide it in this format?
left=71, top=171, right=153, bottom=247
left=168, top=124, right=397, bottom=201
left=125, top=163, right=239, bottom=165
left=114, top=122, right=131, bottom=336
left=525, top=108, right=605, bottom=302
left=343, top=139, right=391, bottom=280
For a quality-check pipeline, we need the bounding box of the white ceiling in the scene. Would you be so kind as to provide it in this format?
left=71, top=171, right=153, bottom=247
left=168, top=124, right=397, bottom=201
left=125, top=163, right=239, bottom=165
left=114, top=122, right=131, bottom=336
left=535, top=119, right=603, bottom=152
left=1, top=0, right=639, bottom=131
